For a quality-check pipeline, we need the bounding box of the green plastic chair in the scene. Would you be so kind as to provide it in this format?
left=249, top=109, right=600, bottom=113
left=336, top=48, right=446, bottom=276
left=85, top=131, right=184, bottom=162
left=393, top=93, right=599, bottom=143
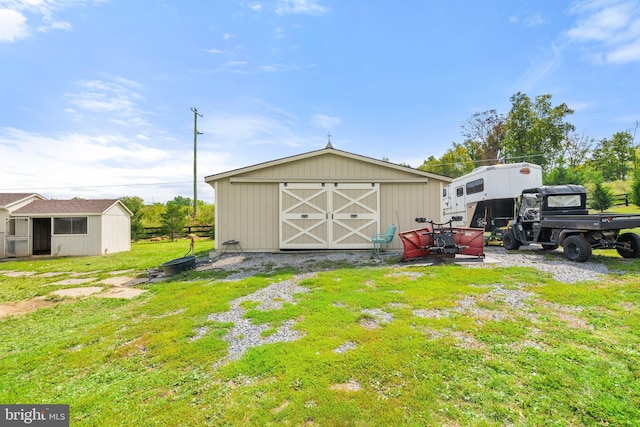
left=371, top=224, right=397, bottom=256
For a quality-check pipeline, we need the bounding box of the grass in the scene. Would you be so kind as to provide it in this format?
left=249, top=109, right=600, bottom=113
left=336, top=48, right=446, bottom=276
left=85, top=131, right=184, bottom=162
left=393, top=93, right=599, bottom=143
left=1, top=239, right=640, bottom=425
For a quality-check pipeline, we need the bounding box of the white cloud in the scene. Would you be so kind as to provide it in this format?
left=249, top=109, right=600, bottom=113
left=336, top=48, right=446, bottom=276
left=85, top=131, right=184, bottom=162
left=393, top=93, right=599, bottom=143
left=0, top=0, right=104, bottom=41
left=275, top=0, right=327, bottom=16
left=65, top=77, right=149, bottom=126
left=0, top=126, right=227, bottom=203
left=38, top=19, right=71, bottom=32
left=223, top=60, right=247, bottom=67
left=524, top=13, right=545, bottom=27
left=0, top=8, right=29, bottom=41
left=310, top=113, right=341, bottom=129
left=566, top=100, right=594, bottom=111
left=514, top=43, right=562, bottom=92
left=566, top=0, right=640, bottom=63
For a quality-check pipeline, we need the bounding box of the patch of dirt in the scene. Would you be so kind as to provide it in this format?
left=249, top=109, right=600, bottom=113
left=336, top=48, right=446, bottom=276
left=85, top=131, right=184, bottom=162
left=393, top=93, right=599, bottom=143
left=50, top=287, right=104, bottom=298
left=329, top=379, right=361, bottom=392
left=273, top=400, right=289, bottom=414
left=0, top=297, right=57, bottom=317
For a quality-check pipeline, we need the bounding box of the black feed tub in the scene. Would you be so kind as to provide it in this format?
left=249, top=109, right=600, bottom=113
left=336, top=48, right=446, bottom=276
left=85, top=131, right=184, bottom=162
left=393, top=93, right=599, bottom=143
left=160, top=255, right=196, bottom=276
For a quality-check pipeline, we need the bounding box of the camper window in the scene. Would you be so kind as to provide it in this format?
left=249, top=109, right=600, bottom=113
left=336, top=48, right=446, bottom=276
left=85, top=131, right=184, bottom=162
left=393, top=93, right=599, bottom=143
left=466, top=179, right=484, bottom=195
left=443, top=188, right=447, bottom=197
left=456, top=187, right=463, bottom=197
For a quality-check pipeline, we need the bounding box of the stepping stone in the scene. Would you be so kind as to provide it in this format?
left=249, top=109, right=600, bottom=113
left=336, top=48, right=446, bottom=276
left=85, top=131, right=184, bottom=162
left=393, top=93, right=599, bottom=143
left=100, top=276, right=136, bottom=286
left=50, top=287, right=104, bottom=298
left=96, top=288, right=147, bottom=299
left=49, top=278, right=96, bottom=286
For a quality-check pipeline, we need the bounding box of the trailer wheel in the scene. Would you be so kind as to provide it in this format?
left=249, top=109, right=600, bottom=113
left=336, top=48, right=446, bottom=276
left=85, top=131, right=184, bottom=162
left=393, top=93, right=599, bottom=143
left=616, top=233, right=640, bottom=258
left=541, top=244, right=559, bottom=250
left=563, top=235, right=592, bottom=262
left=502, top=230, right=521, bottom=250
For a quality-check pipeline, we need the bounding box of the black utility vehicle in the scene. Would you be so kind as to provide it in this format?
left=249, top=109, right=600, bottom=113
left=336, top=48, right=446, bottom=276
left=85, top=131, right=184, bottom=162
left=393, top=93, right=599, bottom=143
left=502, top=185, right=640, bottom=262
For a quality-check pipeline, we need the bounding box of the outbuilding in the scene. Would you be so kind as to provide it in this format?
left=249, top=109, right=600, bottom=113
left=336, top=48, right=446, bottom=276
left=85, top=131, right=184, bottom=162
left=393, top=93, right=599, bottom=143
left=205, top=144, right=451, bottom=253
left=1, top=196, right=131, bottom=258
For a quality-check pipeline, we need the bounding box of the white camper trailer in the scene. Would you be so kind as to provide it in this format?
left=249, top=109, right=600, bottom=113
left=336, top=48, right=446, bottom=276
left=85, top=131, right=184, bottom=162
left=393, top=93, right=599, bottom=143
left=442, top=163, right=543, bottom=230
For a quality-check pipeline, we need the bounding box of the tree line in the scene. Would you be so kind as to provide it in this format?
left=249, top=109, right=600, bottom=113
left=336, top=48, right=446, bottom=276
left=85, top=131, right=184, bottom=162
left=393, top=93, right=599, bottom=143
left=120, top=196, right=214, bottom=241
left=418, top=92, right=639, bottom=211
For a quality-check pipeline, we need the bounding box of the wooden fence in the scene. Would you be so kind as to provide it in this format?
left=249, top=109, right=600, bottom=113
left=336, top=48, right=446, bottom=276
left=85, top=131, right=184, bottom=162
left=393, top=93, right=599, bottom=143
left=615, top=193, right=629, bottom=206
left=141, top=225, right=213, bottom=240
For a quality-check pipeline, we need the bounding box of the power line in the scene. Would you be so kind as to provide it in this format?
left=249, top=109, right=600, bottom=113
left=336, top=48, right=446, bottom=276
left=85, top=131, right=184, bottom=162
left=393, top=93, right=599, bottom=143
left=0, top=181, right=195, bottom=191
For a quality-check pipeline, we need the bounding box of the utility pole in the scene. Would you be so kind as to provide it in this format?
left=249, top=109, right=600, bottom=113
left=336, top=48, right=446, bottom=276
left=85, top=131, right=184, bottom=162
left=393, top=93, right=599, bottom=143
left=191, top=107, right=203, bottom=217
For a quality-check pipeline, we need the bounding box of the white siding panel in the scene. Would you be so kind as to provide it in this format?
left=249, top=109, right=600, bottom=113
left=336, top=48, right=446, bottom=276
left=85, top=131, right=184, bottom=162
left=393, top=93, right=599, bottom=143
left=52, top=216, right=102, bottom=256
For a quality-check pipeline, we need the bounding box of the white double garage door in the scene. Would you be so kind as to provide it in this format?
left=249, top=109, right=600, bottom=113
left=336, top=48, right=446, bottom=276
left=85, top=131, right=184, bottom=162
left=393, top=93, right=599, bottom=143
left=279, top=183, right=380, bottom=249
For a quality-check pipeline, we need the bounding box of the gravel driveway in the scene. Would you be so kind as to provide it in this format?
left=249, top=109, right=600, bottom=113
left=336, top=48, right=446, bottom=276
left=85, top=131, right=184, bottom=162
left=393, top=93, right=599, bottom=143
left=199, top=245, right=611, bottom=284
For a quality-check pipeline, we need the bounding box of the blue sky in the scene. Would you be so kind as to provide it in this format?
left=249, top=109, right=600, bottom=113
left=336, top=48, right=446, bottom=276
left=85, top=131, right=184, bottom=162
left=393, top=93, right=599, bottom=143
left=1, top=0, right=639, bottom=203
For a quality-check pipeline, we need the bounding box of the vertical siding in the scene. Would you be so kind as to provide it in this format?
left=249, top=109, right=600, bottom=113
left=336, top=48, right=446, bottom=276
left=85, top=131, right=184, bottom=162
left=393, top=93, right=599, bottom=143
left=217, top=179, right=280, bottom=251
left=102, top=205, right=131, bottom=255
left=0, top=210, right=7, bottom=258
left=211, top=152, right=448, bottom=252
left=379, top=183, right=440, bottom=250
left=52, top=216, right=102, bottom=256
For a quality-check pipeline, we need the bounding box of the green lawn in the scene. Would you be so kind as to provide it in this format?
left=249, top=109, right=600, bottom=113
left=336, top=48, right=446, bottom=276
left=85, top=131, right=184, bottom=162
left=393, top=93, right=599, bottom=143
left=1, top=239, right=639, bottom=426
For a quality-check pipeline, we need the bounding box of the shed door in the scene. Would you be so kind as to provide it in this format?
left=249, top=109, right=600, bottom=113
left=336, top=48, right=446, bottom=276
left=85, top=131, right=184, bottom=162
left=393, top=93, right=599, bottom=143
left=331, top=183, right=379, bottom=249
left=279, top=183, right=379, bottom=249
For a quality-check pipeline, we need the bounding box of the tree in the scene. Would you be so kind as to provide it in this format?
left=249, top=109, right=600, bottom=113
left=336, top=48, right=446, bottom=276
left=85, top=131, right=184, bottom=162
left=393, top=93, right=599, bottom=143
left=589, top=131, right=634, bottom=181
left=161, top=198, right=189, bottom=241
left=501, top=92, right=575, bottom=170
left=590, top=181, right=615, bottom=212
left=120, top=196, right=145, bottom=241
left=631, top=174, right=640, bottom=207
left=461, top=109, right=505, bottom=165
left=561, top=133, right=592, bottom=168
left=140, top=203, right=165, bottom=227
left=543, top=156, right=585, bottom=185
left=418, top=143, right=475, bottom=178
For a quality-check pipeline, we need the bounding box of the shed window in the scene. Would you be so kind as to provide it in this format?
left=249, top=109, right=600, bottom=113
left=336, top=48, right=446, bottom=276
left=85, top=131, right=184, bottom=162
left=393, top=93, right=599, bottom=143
left=54, top=217, right=87, bottom=235
left=466, top=179, right=484, bottom=195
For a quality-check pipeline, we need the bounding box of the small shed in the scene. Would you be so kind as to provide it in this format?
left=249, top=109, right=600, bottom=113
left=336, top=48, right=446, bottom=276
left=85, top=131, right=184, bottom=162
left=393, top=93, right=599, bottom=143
left=0, top=193, right=46, bottom=258
left=5, top=198, right=132, bottom=258
left=205, top=145, right=451, bottom=253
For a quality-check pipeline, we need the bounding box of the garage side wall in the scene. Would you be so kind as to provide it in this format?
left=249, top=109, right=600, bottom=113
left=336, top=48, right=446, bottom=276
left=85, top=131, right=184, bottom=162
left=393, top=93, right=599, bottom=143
left=215, top=180, right=280, bottom=251
left=379, top=182, right=442, bottom=250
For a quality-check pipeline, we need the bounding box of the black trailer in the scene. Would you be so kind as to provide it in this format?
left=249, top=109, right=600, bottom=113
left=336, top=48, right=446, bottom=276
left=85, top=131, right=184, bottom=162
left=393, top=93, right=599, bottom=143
left=502, top=185, right=640, bottom=262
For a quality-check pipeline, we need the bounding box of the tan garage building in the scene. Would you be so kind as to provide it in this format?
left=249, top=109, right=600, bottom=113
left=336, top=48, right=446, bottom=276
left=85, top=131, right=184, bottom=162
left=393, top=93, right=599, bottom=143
left=205, top=144, right=451, bottom=253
